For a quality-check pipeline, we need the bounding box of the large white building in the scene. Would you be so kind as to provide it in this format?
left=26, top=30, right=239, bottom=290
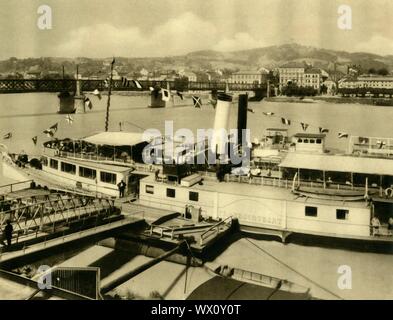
left=278, top=63, right=322, bottom=91
left=230, top=69, right=269, bottom=84
left=339, top=75, right=393, bottom=89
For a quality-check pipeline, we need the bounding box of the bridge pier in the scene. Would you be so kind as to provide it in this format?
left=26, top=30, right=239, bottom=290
left=249, top=88, right=266, bottom=101
left=74, top=79, right=86, bottom=113
left=58, top=91, right=75, bottom=114
left=148, top=86, right=166, bottom=108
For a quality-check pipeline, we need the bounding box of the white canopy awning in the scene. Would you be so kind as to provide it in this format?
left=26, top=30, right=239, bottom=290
left=82, top=132, right=148, bottom=146
left=279, top=152, right=393, bottom=176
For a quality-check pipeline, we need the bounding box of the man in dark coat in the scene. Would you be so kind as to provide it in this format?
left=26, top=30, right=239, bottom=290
left=117, top=180, right=126, bottom=198
left=3, top=220, right=13, bottom=247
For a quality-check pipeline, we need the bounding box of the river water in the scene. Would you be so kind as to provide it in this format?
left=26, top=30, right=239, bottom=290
left=0, top=92, right=392, bottom=299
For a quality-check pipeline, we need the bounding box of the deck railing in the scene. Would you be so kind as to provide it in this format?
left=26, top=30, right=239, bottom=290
left=200, top=216, right=232, bottom=246
left=225, top=173, right=381, bottom=194
left=0, top=180, right=33, bottom=195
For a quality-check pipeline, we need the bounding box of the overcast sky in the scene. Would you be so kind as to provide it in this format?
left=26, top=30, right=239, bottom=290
left=1, top=0, right=393, bottom=59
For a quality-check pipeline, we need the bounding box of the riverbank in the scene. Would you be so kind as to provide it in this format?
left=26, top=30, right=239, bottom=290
left=265, top=96, right=393, bottom=106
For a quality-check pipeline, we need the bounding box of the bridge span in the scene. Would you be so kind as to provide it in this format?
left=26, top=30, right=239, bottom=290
left=0, top=79, right=267, bottom=94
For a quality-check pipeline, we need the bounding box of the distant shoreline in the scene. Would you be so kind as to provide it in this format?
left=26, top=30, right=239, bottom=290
left=265, top=96, right=393, bottom=106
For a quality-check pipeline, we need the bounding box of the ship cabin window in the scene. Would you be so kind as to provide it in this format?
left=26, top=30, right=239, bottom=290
left=336, top=209, right=349, bottom=220
left=297, top=138, right=303, bottom=143
left=100, top=171, right=117, bottom=185
left=166, top=188, right=176, bottom=198
left=316, top=139, right=322, bottom=144
left=60, top=162, right=76, bottom=175
left=79, top=166, right=96, bottom=180
left=303, top=139, right=309, bottom=143
left=310, top=139, right=315, bottom=144
left=50, top=159, right=58, bottom=169
left=305, top=206, right=318, bottom=217
left=41, top=156, right=48, bottom=166
left=189, top=191, right=199, bottom=202
left=146, top=185, right=154, bottom=194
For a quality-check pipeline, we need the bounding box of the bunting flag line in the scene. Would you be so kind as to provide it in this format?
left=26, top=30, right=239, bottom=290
left=281, top=117, right=291, bottom=125
left=32, top=136, right=38, bottom=145
left=161, top=89, right=171, bottom=102
left=301, top=122, right=309, bottom=131
left=192, top=96, right=202, bottom=108
left=262, top=112, right=274, bottom=116
left=338, top=132, right=349, bottom=139
left=319, top=127, right=329, bottom=133
left=65, top=114, right=74, bottom=125
left=247, top=108, right=255, bottom=113
left=176, top=91, right=184, bottom=100
left=132, top=80, right=143, bottom=89
left=3, top=132, right=12, bottom=140
left=84, top=97, right=93, bottom=109
left=92, top=89, right=102, bottom=99
left=50, top=123, right=58, bottom=132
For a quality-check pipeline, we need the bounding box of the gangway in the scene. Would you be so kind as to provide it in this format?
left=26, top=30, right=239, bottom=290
left=0, top=184, right=118, bottom=246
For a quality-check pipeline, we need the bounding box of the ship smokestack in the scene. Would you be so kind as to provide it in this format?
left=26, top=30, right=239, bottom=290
left=237, top=94, right=248, bottom=148
left=211, top=92, right=232, bottom=157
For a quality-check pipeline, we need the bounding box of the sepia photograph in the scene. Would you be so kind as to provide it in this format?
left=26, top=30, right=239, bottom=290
left=0, top=0, right=392, bottom=306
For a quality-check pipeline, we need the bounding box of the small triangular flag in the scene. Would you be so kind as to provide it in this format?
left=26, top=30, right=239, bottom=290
left=132, top=80, right=143, bottom=89
left=281, top=118, right=291, bottom=125
left=301, top=123, right=309, bottom=131
left=161, top=89, right=171, bottom=102
left=177, top=91, right=184, bottom=100
left=50, top=123, right=58, bottom=132
left=43, top=129, right=54, bottom=138
left=208, top=99, right=217, bottom=109
left=84, top=97, right=93, bottom=109
left=93, top=89, right=102, bottom=99
left=65, top=114, right=74, bottom=124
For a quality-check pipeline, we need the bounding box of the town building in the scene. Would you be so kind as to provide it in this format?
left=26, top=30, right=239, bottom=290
left=303, top=68, right=322, bottom=90
left=278, top=62, right=306, bottom=88
left=230, top=69, right=268, bottom=84
left=181, top=71, right=197, bottom=82
left=339, top=75, right=393, bottom=89
left=278, top=63, right=324, bottom=92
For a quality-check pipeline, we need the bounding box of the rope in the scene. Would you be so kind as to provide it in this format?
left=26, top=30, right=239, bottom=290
left=243, top=237, right=344, bottom=300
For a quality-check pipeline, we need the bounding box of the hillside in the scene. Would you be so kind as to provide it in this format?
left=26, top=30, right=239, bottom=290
left=1, top=43, right=392, bottom=77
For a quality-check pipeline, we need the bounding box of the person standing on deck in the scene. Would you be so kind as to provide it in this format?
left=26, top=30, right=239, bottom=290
left=2, top=220, right=13, bottom=247
left=117, top=180, right=126, bottom=198
left=371, top=216, right=381, bottom=236
left=388, top=217, right=393, bottom=236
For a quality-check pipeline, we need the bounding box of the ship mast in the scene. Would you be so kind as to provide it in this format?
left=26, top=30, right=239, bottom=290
left=105, top=57, right=115, bottom=132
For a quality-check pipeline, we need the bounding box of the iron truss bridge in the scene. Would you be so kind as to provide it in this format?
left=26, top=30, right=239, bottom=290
left=0, top=79, right=267, bottom=93
left=0, top=191, right=118, bottom=244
